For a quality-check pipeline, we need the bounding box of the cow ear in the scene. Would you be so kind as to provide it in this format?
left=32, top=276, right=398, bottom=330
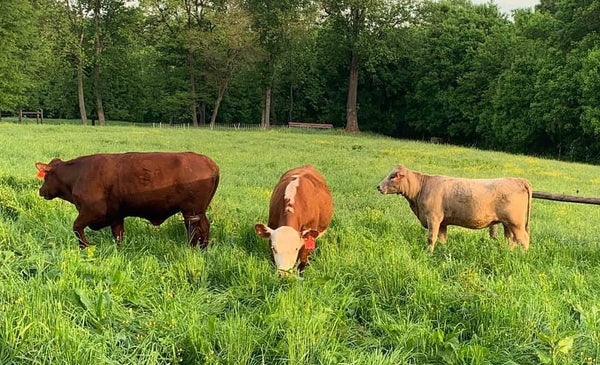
left=35, top=163, right=51, bottom=172
left=396, top=165, right=407, bottom=177
left=254, top=224, right=272, bottom=239
left=301, top=229, right=319, bottom=239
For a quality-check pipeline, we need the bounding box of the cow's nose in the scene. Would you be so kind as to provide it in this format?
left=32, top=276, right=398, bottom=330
left=278, top=270, right=292, bottom=278
left=377, top=185, right=382, bottom=192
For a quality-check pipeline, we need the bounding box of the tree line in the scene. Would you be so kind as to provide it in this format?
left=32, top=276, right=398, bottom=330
left=1, top=0, right=600, bottom=162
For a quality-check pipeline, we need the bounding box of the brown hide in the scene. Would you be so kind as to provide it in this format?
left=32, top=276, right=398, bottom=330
left=378, top=165, right=532, bottom=252
left=36, top=152, right=219, bottom=248
left=258, top=165, right=333, bottom=273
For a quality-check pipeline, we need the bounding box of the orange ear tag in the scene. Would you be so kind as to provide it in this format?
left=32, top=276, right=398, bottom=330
left=304, top=236, right=316, bottom=250
left=37, top=171, right=46, bottom=179
left=394, top=176, right=402, bottom=183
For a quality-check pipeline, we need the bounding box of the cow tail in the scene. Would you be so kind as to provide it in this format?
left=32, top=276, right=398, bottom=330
left=524, top=180, right=532, bottom=234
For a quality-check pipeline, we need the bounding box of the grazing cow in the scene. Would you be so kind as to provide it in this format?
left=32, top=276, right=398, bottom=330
left=35, top=152, right=219, bottom=248
left=377, top=165, right=532, bottom=252
left=254, top=165, right=333, bottom=276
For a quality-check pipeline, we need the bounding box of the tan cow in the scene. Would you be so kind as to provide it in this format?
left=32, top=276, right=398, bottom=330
left=377, top=165, right=532, bottom=252
left=255, top=165, right=333, bottom=276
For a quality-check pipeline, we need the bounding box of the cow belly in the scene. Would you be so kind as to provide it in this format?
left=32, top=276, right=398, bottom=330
left=443, top=215, right=497, bottom=229
left=443, top=201, right=498, bottom=229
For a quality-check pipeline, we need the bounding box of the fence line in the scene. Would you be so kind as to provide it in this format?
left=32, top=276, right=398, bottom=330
left=150, top=122, right=290, bottom=130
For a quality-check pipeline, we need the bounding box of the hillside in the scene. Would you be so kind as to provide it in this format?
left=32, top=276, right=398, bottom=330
left=0, top=123, right=599, bottom=364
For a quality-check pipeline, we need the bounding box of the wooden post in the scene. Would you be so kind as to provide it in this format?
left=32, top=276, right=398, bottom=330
left=532, top=191, right=600, bottom=205
left=36, top=110, right=40, bottom=124
left=19, top=110, right=22, bottom=123
left=40, top=109, right=44, bottom=124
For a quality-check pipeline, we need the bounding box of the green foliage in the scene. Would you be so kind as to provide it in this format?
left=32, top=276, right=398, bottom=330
left=4, top=0, right=600, bottom=161
left=0, top=0, right=38, bottom=111
left=1, top=124, right=600, bottom=363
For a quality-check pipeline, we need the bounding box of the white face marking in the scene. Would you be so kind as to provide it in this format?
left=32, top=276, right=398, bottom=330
left=269, top=226, right=304, bottom=271
left=284, top=175, right=300, bottom=213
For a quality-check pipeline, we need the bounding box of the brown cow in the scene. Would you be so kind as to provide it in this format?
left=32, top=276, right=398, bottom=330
left=377, top=165, right=532, bottom=252
left=254, top=165, right=333, bottom=276
left=35, top=152, right=219, bottom=248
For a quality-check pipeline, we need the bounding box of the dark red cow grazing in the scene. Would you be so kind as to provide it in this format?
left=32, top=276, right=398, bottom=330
left=35, top=152, right=219, bottom=248
left=254, top=165, right=333, bottom=276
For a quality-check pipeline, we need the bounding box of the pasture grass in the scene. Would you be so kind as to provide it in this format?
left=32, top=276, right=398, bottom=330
left=0, top=122, right=599, bottom=364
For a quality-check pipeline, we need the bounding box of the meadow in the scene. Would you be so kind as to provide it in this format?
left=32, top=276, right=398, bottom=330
left=0, top=122, right=599, bottom=364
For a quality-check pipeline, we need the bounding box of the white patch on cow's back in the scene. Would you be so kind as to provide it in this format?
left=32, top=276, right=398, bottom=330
left=284, top=174, right=300, bottom=214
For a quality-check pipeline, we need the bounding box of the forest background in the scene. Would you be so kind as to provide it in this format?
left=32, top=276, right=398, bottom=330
left=2, top=0, right=600, bottom=163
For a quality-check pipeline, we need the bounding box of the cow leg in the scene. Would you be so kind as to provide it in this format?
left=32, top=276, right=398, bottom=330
left=198, top=213, right=210, bottom=249
left=185, top=218, right=201, bottom=248
left=297, top=261, right=309, bottom=273
left=503, top=224, right=514, bottom=241
left=73, top=215, right=93, bottom=248
left=438, top=225, right=448, bottom=244
left=513, top=226, right=530, bottom=251
left=489, top=224, right=499, bottom=239
left=505, top=223, right=529, bottom=250
left=427, top=217, right=441, bottom=252
left=111, top=219, right=124, bottom=245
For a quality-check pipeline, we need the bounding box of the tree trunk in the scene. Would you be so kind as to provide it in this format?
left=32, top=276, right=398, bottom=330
left=270, top=91, right=277, bottom=126
left=77, top=57, right=88, bottom=125
left=288, top=84, right=293, bottom=123
left=210, top=88, right=226, bottom=128
left=210, top=78, right=230, bottom=128
left=261, top=85, right=271, bottom=128
left=74, top=0, right=87, bottom=125
left=93, top=0, right=105, bottom=126
left=199, top=100, right=206, bottom=125
left=345, top=50, right=359, bottom=132
left=187, top=48, right=198, bottom=127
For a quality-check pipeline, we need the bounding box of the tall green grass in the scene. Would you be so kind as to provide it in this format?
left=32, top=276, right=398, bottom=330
left=0, top=123, right=599, bottom=364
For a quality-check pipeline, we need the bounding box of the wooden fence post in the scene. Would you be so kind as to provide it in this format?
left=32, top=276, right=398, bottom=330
left=532, top=191, right=600, bottom=205
left=40, top=109, right=44, bottom=124
left=19, top=110, right=23, bottom=123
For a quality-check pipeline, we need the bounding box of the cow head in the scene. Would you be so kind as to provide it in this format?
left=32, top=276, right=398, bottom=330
left=254, top=224, right=318, bottom=276
left=35, top=159, right=64, bottom=200
left=377, top=165, right=410, bottom=196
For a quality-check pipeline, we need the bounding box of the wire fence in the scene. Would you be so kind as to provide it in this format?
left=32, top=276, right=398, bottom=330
left=148, top=122, right=325, bottom=131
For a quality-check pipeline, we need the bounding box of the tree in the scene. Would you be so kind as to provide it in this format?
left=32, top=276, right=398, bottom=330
left=143, top=0, right=215, bottom=127
left=0, top=0, right=38, bottom=113
left=202, top=2, right=258, bottom=127
left=406, top=0, right=507, bottom=143
left=62, top=0, right=91, bottom=125
left=92, top=0, right=105, bottom=125
left=245, top=0, right=306, bottom=128
left=322, top=0, right=413, bottom=131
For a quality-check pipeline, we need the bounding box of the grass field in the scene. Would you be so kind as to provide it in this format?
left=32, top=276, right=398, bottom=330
left=1, top=122, right=600, bottom=364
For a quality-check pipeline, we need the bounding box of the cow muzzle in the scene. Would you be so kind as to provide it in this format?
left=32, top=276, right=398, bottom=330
left=39, top=190, right=52, bottom=200
left=277, top=268, right=295, bottom=278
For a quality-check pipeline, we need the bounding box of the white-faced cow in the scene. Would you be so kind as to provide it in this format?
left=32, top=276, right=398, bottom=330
left=36, top=152, right=219, bottom=248
left=377, top=165, right=532, bottom=252
left=255, top=165, right=333, bottom=276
